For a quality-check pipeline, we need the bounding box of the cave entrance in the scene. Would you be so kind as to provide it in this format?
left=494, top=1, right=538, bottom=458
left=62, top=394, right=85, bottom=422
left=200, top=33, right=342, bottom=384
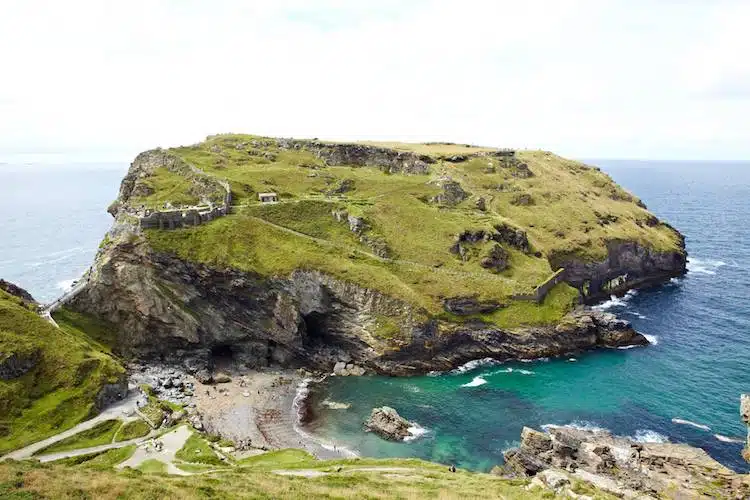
left=210, top=344, right=235, bottom=371
left=303, top=312, right=328, bottom=345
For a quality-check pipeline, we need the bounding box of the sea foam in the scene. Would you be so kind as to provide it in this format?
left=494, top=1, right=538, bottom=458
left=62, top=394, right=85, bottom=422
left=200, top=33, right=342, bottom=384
left=642, top=334, right=659, bottom=345
left=461, top=376, right=488, bottom=387
left=714, top=434, right=744, bottom=443
left=450, top=358, right=499, bottom=375
left=404, top=423, right=430, bottom=442
left=671, top=418, right=711, bottom=431
left=632, top=429, right=668, bottom=443
left=687, top=257, right=726, bottom=276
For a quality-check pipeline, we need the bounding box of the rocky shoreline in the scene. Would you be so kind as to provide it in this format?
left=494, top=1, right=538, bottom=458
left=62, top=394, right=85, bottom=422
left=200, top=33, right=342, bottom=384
left=495, top=399, right=750, bottom=498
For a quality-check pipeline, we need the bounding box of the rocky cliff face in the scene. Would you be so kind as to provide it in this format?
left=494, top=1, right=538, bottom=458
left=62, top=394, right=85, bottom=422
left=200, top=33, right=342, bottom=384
left=70, top=233, right=647, bottom=376
left=550, top=237, right=687, bottom=303
left=498, top=425, right=750, bottom=498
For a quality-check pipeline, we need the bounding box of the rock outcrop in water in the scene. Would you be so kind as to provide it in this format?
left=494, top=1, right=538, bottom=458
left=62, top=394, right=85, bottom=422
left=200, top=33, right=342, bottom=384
left=498, top=425, right=750, bottom=498
left=364, top=407, right=412, bottom=441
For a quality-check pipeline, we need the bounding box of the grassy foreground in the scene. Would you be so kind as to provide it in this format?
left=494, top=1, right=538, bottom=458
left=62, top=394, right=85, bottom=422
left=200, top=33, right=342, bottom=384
left=0, top=455, right=549, bottom=499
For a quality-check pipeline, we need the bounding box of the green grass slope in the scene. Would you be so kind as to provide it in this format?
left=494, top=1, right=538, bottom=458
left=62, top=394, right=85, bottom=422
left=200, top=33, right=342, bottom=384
left=135, top=134, right=682, bottom=329
left=0, top=290, right=124, bottom=455
left=0, top=456, right=563, bottom=499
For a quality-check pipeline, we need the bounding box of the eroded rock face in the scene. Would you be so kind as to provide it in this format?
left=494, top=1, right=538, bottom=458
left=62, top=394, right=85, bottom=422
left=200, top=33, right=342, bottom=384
left=280, top=140, right=434, bottom=175
left=364, top=407, right=411, bottom=441
left=0, top=279, right=37, bottom=306
left=498, top=425, right=750, bottom=499
left=430, top=178, right=469, bottom=206
left=71, top=229, right=648, bottom=376
left=550, top=238, right=687, bottom=302
left=0, top=351, right=40, bottom=380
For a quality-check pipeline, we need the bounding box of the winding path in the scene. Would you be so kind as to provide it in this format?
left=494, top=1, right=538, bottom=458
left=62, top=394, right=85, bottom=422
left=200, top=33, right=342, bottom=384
left=0, top=391, right=139, bottom=462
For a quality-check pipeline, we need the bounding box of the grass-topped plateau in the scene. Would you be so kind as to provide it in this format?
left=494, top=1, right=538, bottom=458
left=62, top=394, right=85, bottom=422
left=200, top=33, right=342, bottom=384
left=131, top=134, right=681, bottom=330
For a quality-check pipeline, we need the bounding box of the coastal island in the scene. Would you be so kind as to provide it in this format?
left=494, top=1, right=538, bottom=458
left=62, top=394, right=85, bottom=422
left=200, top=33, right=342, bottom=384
left=5, top=135, right=745, bottom=498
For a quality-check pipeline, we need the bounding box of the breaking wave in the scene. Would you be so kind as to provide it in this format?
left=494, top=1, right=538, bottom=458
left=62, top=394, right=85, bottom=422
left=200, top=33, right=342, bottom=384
left=461, top=376, right=488, bottom=387
left=450, top=358, right=500, bottom=375
left=671, top=418, right=711, bottom=431
left=632, top=429, right=669, bottom=443
left=542, top=421, right=607, bottom=432
left=404, top=423, right=430, bottom=442
left=714, top=434, right=744, bottom=443
left=642, top=334, right=659, bottom=345
left=489, top=367, right=535, bottom=376
left=593, top=289, right=639, bottom=311
left=687, top=257, right=726, bottom=276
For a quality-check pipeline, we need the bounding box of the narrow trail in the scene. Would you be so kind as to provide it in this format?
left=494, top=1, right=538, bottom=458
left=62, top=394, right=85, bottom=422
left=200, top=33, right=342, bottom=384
left=1, top=392, right=139, bottom=462
left=35, top=432, right=157, bottom=463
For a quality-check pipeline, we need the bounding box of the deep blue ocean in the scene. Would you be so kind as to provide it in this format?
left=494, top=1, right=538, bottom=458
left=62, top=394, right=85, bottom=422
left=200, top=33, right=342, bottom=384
left=0, top=159, right=748, bottom=472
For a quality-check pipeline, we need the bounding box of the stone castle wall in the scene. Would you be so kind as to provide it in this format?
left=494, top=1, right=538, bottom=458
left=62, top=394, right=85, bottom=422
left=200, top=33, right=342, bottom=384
left=512, top=268, right=568, bottom=303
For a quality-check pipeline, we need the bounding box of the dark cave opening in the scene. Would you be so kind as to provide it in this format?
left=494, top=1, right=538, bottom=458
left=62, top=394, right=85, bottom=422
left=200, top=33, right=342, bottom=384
left=303, top=312, right=328, bottom=344
left=210, top=344, right=235, bottom=369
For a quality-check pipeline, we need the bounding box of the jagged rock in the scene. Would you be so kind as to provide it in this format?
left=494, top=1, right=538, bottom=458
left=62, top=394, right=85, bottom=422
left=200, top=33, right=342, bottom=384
left=0, top=350, right=40, bottom=380
left=347, top=215, right=366, bottom=233
left=364, top=407, right=411, bottom=441
left=443, top=154, right=468, bottom=163
left=0, top=279, right=37, bottom=306
left=94, top=375, right=128, bottom=411
left=480, top=244, right=510, bottom=272
left=334, top=361, right=365, bottom=376
left=491, top=224, right=530, bottom=253
left=443, top=296, right=503, bottom=315
left=286, top=141, right=434, bottom=175
left=213, top=373, right=231, bottom=384
left=431, top=178, right=469, bottom=206
left=475, top=197, right=486, bottom=211
left=498, top=425, right=750, bottom=499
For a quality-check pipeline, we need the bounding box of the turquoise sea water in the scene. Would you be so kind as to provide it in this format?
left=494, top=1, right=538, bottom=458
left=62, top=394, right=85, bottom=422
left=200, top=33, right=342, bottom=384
left=305, top=160, right=750, bottom=472
left=1, top=159, right=748, bottom=473
left=0, top=162, right=126, bottom=302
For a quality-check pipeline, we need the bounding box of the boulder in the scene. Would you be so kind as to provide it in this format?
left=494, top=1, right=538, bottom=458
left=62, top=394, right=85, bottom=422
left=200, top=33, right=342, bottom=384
left=213, top=373, right=232, bottom=384
left=480, top=244, right=510, bottom=272
left=364, top=406, right=412, bottom=441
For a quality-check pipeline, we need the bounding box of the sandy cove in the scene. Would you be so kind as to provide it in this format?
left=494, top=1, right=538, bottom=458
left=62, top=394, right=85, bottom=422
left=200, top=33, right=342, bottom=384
left=131, top=365, right=351, bottom=460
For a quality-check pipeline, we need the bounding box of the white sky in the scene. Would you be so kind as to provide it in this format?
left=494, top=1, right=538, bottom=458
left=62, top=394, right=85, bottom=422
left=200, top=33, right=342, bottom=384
left=1, top=0, right=748, bottom=161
